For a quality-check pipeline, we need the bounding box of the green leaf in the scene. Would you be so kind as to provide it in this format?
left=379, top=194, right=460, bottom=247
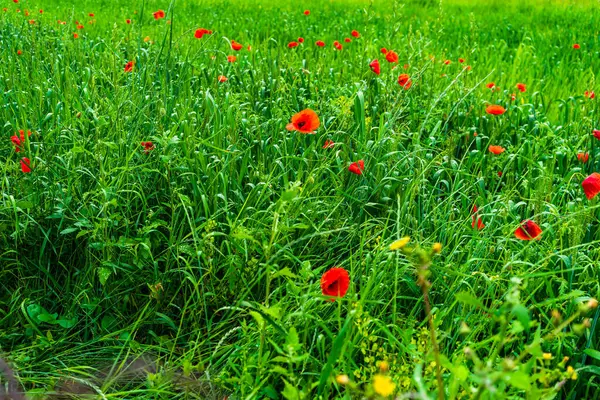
left=57, top=317, right=77, bottom=329
left=272, top=267, right=298, bottom=280
left=584, top=349, right=600, bottom=361
left=98, top=267, right=111, bottom=285
left=454, top=365, right=469, bottom=381
left=317, top=315, right=353, bottom=395
left=507, top=371, right=531, bottom=390
left=281, top=379, right=300, bottom=400
left=455, top=291, right=484, bottom=309
left=512, top=305, right=530, bottom=331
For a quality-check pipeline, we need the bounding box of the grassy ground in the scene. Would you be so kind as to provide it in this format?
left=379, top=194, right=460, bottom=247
left=1, top=0, right=600, bottom=399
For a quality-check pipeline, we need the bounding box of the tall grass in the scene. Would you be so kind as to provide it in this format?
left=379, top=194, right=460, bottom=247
left=1, top=0, right=599, bottom=398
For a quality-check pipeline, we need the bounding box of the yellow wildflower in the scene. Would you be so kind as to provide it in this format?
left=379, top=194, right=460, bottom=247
left=389, top=237, right=410, bottom=251
left=373, top=374, right=395, bottom=397
left=432, top=242, right=442, bottom=253
left=542, top=353, right=552, bottom=360
left=336, top=374, right=349, bottom=385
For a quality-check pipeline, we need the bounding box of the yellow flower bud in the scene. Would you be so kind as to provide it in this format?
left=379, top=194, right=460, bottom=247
left=378, top=360, right=389, bottom=372
left=432, top=242, right=442, bottom=253
left=542, top=353, right=552, bottom=360
left=336, top=374, right=349, bottom=385
left=389, top=237, right=410, bottom=251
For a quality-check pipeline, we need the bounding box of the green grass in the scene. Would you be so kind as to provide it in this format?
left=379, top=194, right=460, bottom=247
left=1, top=0, right=600, bottom=399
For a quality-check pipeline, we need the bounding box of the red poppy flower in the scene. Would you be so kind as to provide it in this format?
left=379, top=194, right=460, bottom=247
left=321, top=267, right=349, bottom=300
left=344, top=37, right=351, bottom=43
left=20, top=157, right=31, bottom=173
left=514, top=220, right=542, bottom=240
left=577, top=152, right=589, bottom=163
left=315, top=40, right=325, bottom=47
left=13, top=0, right=18, bottom=3
left=28, top=19, right=35, bottom=24
left=582, top=173, right=600, bottom=200
left=380, top=47, right=388, bottom=54
left=323, top=139, right=335, bottom=149
left=403, top=64, right=409, bottom=70
left=471, top=205, right=484, bottom=230
left=573, top=43, right=580, bottom=49
left=17, top=50, right=22, bottom=55
left=88, top=13, right=94, bottom=17
left=593, top=129, right=600, bottom=140
left=351, top=30, right=360, bottom=38
left=304, top=10, right=310, bottom=15
left=511, top=93, right=516, bottom=101
left=586, top=91, right=596, bottom=99
left=3, top=8, right=7, bottom=12
left=10, top=129, right=31, bottom=152
left=488, top=145, right=505, bottom=155
left=194, top=28, right=211, bottom=39
left=231, top=41, right=243, bottom=51
left=333, top=41, right=342, bottom=50
left=286, top=109, right=320, bottom=133
left=369, top=59, right=380, bottom=75
left=124, top=60, right=134, bottom=72
left=298, top=37, right=304, bottom=43
left=486, top=82, right=495, bottom=89
left=497, top=171, right=503, bottom=177
left=459, top=58, right=465, bottom=63
left=73, top=33, right=79, bottom=38
left=516, top=83, right=526, bottom=93
left=153, top=10, right=165, bottom=20
left=486, top=105, right=506, bottom=115
left=398, top=73, right=412, bottom=89
left=348, top=160, right=364, bottom=175
left=443, top=59, right=451, bottom=65
left=218, top=75, right=227, bottom=83
left=39, top=9, right=43, bottom=13
left=227, top=55, right=236, bottom=63
left=288, top=41, right=299, bottom=48
left=466, top=65, right=472, bottom=71
left=140, top=141, right=155, bottom=154
left=76, top=24, right=84, bottom=29
left=385, top=50, right=398, bottom=63
left=126, top=19, right=131, bottom=24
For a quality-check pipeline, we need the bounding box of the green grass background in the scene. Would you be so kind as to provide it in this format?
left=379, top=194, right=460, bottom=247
left=1, top=0, right=600, bottom=398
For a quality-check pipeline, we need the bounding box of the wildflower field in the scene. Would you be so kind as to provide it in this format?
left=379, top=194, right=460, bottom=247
left=2, top=0, right=600, bottom=398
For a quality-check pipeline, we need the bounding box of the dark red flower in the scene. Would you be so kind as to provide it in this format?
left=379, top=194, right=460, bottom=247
left=585, top=91, right=595, bottom=99
left=577, top=153, right=589, bottom=163
left=304, top=10, right=310, bottom=15
left=153, top=10, right=165, bottom=20
left=298, top=37, right=304, bottom=43
left=316, top=40, right=325, bottom=47
left=344, top=37, right=351, bottom=43
left=73, top=33, right=79, bottom=38
left=351, top=30, right=360, bottom=38
left=88, top=13, right=94, bottom=17
left=76, top=24, right=84, bottom=29
left=11, top=130, right=31, bottom=152
left=286, top=109, right=320, bottom=133
left=443, top=59, right=451, bottom=65
left=459, top=58, right=465, bottom=63
left=514, top=220, right=542, bottom=240
left=323, top=139, right=335, bottom=149
left=141, top=141, right=155, bottom=154
left=227, top=55, right=236, bottom=63
left=124, top=60, right=134, bottom=72
left=348, top=160, right=364, bottom=175
left=486, top=82, right=495, bottom=89
left=288, top=41, right=299, bottom=48
left=333, top=41, right=342, bottom=50
left=516, top=83, right=526, bottom=93
left=20, top=157, right=31, bottom=173
left=593, top=129, right=600, bottom=140
left=573, top=43, right=580, bottom=49
left=218, top=75, right=227, bottom=83
left=398, top=73, right=412, bottom=89
left=17, top=50, right=22, bottom=55
left=369, top=59, right=380, bottom=75
left=385, top=50, right=398, bottom=63
left=582, top=173, right=600, bottom=200
left=126, top=19, right=131, bottom=24
left=380, top=47, right=388, bottom=54
left=321, top=267, right=349, bottom=300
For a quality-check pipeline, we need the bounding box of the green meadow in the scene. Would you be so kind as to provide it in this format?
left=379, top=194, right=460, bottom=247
left=1, top=0, right=600, bottom=398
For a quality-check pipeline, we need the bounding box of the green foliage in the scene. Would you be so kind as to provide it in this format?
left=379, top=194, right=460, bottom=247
left=0, top=0, right=599, bottom=399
